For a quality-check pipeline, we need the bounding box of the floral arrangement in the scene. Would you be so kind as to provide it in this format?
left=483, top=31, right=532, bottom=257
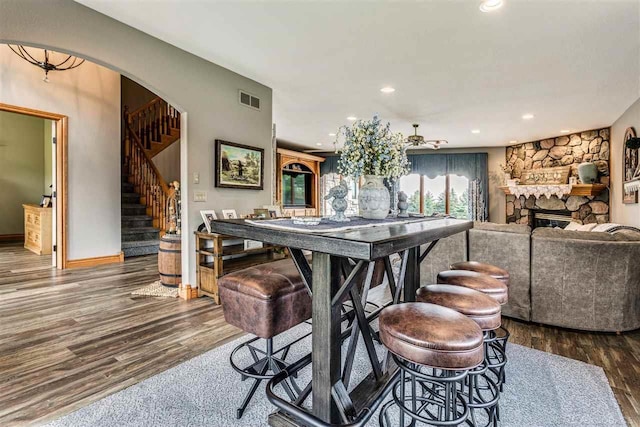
left=335, top=115, right=409, bottom=180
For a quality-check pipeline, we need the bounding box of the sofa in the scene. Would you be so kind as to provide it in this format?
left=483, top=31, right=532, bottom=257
left=420, top=222, right=640, bottom=332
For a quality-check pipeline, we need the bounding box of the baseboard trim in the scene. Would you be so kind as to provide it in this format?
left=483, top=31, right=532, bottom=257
left=0, top=234, right=24, bottom=242
left=66, top=252, right=125, bottom=269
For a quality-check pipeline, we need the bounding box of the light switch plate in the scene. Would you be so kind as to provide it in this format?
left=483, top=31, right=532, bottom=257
left=193, top=173, right=200, bottom=184
left=193, top=190, right=207, bottom=202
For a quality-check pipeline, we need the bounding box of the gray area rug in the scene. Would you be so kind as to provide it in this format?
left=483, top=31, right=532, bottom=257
left=46, top=323, right=626, bottom=427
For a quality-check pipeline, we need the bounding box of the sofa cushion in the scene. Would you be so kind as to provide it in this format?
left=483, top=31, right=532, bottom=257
left=532, top=227, right=639, bottom=242
left=473, top=221, right=531, bottom=235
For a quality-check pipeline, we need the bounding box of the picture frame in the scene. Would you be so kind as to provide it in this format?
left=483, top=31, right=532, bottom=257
left=623, top=127, right=639, bottom=204
left=253, top=208, right=269, bottom=218
left=215, top=139, right=264, bottom=190
left=200, top=210, right=217, bottom=233
left=221, top=209, right=238, bottom=219
left=262, top=205, right=282, bottom=218
left=40, top=195, right=52, bottom=208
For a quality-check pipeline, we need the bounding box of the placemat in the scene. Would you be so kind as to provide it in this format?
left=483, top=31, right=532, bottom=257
left=244, top=215, right=442, bottom=233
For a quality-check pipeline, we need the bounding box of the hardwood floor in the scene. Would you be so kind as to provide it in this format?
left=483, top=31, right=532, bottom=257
left=0, top=242, right=638, bottom=426
left=0, top=243, right=242, bottom=426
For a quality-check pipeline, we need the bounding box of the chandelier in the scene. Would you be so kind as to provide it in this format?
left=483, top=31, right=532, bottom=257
left=8, top=45, right=85, bottom=82
left=405, top=124, right=448, bottom=150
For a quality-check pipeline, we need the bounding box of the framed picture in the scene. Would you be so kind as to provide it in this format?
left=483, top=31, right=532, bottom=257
left=262, top=205, right=282, bottom=218
left=253, top=208, right=269, bottom=218
left=40, top=195, right=52, bottom=208
left=221, top=209, right=238, bottom=219
left=623, top=127, right=639, bottom=204
left=215, top=139, right=264, bottom=190
left=200, top=210, right=217, bottom=233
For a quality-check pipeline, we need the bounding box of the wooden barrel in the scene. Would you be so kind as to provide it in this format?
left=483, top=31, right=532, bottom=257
left=158, top=234, right=181, bottom=287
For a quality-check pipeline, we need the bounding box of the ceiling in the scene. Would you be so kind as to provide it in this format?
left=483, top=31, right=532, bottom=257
left=76, top=0, right=640, bottom=150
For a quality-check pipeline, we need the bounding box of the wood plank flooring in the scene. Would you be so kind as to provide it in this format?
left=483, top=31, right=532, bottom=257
left=0, top=243, right=242, bottom=426
left=0, top=242, right=638, bottom=426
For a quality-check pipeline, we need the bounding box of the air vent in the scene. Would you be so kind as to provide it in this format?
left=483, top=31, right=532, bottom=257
left=239, top=90, right=260, bottom=111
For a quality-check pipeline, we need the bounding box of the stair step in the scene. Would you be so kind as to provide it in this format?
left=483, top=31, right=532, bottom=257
left=122, top=182, right=134, bottom=192
left=122, top=204, right=147, bottom=215
left=122, top=240, right=159, bottom=258
left=122, top=215, right=153, bottom=228
left=121, top=193, right=141, bottom=203
left=121, top=227, right=159, bottom=242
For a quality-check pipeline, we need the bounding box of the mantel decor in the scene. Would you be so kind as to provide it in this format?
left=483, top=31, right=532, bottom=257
left=215, top=140, right=264, bottom=190
left=335, top=115, right=409, bottom=219
left=623, top=127, right=639, bottom=204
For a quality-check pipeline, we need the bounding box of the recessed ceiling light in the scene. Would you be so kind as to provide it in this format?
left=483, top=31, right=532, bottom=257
left=471, top=129, right=481, bottom=134
left=316, top=143, right=323, bottom=146
left=510, top=140, right=519, bottom=144
left=479, top=0, right=503, bottom=13
left=560, top=129, right=571, bottom=133
left=380, top=86, right=395, bottom=93
left=347, top=116, right=357, bottom=121
left=328, top=133, right=336, bottom=137
left=522, top=113, right=535, bottom=120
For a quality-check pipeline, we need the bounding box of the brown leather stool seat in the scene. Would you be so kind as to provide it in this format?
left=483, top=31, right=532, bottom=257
left=219, top=258, right=312, bottom=339
left=437, top=270, right=508, bottom=305
left=450, top=261, right=510, bottom=287
left=416, top=284, right=501, bottom=331
left=379, top=302, right=484, bottom=370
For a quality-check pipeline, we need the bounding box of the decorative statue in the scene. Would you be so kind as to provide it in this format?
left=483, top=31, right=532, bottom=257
left=397, top=191, right=409, bottom=218
left=324, top=180, right=350, bottom=222
left=166, top=181, right=181, bottom=234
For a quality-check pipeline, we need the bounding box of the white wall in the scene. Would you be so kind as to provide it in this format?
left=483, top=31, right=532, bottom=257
left=0, top=48, right=121, bottom=260
left=611, top=97, right=640, bottom=227
left=153, top=142, right=181, bottom=183
left=0, top=111, right=45, bottom=235
left=0, top=0, right=272, bottom=282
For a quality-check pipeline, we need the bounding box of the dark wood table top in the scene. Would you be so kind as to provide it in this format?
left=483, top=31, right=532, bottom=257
left=209, top=217, right=473, bottom=260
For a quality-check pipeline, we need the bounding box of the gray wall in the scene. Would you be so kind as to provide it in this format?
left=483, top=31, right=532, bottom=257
left=0, top=0, right=273, bottom=282
left=0, top=111, right=45, bottom=235
left=611, top=96, right=640, bottom=227
left=153, top=141, right=181, bottom=183
left=43, top=120, right=53, bottom=194
left=0, top=47, right=122, bottom=260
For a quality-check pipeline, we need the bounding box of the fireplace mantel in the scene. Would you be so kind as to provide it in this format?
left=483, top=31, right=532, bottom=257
left=499, top=183, right=606, bottom=197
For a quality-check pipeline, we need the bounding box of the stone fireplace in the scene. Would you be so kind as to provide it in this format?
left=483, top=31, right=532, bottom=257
left=505, top=128, right=610, bottom=225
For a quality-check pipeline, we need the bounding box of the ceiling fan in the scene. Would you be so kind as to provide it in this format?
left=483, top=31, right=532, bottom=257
left=405, top=124, right=448, bottom=150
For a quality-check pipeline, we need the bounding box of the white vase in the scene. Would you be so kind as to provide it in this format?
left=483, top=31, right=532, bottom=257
left=358, top=175, right=390, bottom=219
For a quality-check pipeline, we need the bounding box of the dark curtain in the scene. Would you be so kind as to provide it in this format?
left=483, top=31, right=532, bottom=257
left=320, top=155, right=340, bottom=176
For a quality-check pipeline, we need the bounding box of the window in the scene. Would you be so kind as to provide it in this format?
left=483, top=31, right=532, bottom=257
left=399, top=174, right=470, bottom=219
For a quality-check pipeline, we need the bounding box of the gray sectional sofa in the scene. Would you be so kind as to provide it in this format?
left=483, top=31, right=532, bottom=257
left=420, top=222, right=640, bottom=332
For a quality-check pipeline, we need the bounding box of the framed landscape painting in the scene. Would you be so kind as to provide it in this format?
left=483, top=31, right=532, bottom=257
left=215, top=139, right=264, bottom=190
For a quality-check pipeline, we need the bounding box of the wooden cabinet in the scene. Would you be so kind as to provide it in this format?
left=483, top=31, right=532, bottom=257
left=195, top=232, right=286, bottom=304
left=276, top=148, right=324, bottom=217
left=23, top=204, right=52, bottom=255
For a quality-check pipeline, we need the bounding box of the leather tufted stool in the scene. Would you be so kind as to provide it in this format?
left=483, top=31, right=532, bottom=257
left=437, top=270, right=510, bottom=395
left=219, top=258, right=312, bottom=418
left=378, top=303, right=484, bottom=426
left=417, top=285, right=502, bottom=427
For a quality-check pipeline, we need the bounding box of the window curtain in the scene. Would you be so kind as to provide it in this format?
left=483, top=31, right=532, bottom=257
left=320, top=155, right=340, bottom=176
left=408, top=152, right=489, bottom=221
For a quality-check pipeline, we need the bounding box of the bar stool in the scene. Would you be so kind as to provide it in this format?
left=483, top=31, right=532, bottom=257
left=417, top=284, right=502, bottom=427
left=378, top=303, right=484, bottom=426
left=437, top=270, right=509, bottom=393
left=218, top=259, right=312, bottom=418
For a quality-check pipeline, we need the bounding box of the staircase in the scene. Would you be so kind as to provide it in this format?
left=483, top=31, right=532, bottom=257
left=121, top=97, right=180, bottom=258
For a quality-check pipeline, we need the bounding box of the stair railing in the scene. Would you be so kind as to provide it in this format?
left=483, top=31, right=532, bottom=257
left=127, top=97, right=180, bottom=150
left=123, top=107, right=170, bottom=234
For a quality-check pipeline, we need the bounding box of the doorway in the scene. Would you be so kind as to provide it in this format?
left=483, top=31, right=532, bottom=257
left=0, top=103, right=67, bottom=269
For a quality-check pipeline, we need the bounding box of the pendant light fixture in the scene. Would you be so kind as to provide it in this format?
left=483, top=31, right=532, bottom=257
left=8, top=45, right=85, bottom=82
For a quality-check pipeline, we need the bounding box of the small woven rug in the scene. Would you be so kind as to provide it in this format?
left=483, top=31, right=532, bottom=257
left=131, top=281, right=178, bottom=298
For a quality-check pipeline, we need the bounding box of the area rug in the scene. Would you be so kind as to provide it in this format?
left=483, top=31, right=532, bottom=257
left=45, top=323, right=626, bottom=427
left=131, top=281, right=178, bottom=298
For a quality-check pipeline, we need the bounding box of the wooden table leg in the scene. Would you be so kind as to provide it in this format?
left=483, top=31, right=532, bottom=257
left=312, top=252, right=342, bottom=423
left=404, top=246, right=420, bottom=302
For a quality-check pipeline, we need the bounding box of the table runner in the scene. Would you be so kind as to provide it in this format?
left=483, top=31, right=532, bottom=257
left=244, top=215, right=441, bottom=233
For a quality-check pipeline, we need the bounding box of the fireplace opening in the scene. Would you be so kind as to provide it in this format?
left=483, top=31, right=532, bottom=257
left=531, top=209, right=572, bottom=229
